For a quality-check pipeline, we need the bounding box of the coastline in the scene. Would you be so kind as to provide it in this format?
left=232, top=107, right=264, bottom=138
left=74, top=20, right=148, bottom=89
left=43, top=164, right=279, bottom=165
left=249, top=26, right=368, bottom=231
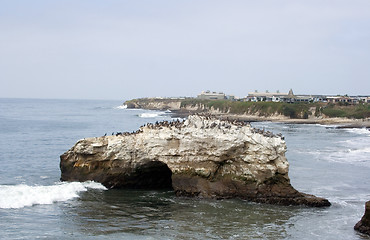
left=124, top=98, right=370, bottom=129
left=169, top=110, right=370, bottom=128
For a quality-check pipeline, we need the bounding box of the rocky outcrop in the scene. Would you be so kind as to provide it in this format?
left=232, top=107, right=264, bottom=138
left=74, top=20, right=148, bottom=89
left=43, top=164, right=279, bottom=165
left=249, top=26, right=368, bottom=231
left=355, top=201, right=370, bottom=235
left=60, top=115, right=330, bottom=207
left=125, top=98, right=183, bottom=111
left=124, top=98, right=208, bottom=117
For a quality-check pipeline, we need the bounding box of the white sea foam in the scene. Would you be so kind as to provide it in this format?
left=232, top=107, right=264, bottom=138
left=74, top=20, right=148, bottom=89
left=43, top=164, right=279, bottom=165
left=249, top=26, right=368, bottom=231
left=115, top=105, right=128, bottom=109
left=139, top=113, right=161, bottom=118
left=138, top=111, right=168, bottom=118
left=329, top=193, right=370, bottom=208
left=0, top=181, right=107, bottom=209
left=325, top=146, right=370, bottom=166
left=347, top=128, right=370, bottom=136
left=348, top=146, right=370, bottom=154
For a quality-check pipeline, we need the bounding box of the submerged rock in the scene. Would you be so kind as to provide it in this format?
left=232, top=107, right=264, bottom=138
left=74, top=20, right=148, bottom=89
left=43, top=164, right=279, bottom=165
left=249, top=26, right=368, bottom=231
left=60, top=115, right=330, bottom=207
left=355, top=201, right=370, bottom=235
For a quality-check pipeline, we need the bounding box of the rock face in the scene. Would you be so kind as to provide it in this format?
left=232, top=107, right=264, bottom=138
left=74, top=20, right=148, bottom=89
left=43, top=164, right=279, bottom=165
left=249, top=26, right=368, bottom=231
left=125, top=98, right=183, bottom=111
left=60, top=115, right=330, bottom=207
left=355, top=201, right=370, bottom=235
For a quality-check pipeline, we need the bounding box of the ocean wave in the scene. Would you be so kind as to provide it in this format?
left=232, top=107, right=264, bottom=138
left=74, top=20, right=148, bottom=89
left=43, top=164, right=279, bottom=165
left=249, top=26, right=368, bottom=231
left=0, top=181, right=107, bottom=209
left=291, top=144, right=370, bottom=166
left=138, top=111, right=169, bottom=118
left=329, top=193, right=370, bottom=208
left=347, top=146, right=370, bottom=154
left=344, top=128, right=370, bottom=135
left=325, top=146, right=370, bottom=166
left=139, top=113, right=161, bottom=118
left=115, top=105, right=128, bottom=109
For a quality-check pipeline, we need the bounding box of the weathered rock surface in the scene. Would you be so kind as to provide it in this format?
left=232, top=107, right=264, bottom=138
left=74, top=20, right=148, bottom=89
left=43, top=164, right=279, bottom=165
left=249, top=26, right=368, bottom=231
left=60, top=115, right=330, bottom=207
left=355, top=201, right=370, bottom=235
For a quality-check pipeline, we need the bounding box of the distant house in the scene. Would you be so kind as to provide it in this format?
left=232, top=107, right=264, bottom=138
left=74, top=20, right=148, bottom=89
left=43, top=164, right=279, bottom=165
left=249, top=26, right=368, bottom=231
left=360, top=97, right=370, bottom=103
left=197, top=91, right=226, bottom=100
left=293, top=94, right=327, bottom=103
left=226, top=95, right=236, bottom=101
left=327, top=96, right=362, bottom=104
left=247, top=89, right=295, bottom=102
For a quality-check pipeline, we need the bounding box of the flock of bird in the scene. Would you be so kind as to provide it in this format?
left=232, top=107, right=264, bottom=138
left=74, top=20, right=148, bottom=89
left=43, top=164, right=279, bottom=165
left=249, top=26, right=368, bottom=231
left=102, top=114, right=284, bottom=140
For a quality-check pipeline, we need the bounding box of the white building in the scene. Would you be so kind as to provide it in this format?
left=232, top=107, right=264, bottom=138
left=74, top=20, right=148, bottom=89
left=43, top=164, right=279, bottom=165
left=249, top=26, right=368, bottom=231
left=197, top=91, right=226, bottom=100
left=247, top=89, right=295, bottom=102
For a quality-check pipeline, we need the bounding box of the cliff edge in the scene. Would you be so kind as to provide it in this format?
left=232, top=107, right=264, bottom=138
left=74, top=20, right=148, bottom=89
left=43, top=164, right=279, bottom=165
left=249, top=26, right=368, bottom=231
left=124, top=98, right=370, bottom=126
left=60, top=115, right=330, bottom=207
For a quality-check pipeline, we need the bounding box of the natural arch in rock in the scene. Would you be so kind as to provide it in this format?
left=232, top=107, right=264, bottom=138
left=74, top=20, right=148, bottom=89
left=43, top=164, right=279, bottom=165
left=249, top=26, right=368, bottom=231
left=60, top=115, right=331, bottom=207
left=119, top=161, right=173, bottom=190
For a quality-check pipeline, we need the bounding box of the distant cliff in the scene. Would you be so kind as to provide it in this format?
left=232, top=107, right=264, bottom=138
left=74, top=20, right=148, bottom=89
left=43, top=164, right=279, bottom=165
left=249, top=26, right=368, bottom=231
left=125, top=98, right=184, bottom=111
left=124, top=98, right=370, bottom=122
left=61, top=115, right=330, bottom=207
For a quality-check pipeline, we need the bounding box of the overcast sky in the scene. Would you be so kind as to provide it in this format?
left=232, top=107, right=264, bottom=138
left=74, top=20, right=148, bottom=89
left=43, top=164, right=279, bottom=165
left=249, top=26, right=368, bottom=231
left=1, top=1, right=369, bottom=100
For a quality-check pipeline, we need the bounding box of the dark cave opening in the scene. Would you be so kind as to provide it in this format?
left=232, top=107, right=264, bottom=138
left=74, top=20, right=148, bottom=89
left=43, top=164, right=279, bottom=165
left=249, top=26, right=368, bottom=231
left=123, top=161, right=173, bottom=190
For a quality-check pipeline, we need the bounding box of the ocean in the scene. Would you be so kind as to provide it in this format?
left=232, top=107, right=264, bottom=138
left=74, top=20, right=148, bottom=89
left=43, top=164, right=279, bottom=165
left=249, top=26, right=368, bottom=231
left=0, top=98, right=369, bottom=239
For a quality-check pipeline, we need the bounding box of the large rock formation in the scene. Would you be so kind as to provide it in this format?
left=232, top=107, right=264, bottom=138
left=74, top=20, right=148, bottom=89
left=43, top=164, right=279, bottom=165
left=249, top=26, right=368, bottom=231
left=355, top=201, right=370, bottom=235
left=60, top=115, right=330, bottom=207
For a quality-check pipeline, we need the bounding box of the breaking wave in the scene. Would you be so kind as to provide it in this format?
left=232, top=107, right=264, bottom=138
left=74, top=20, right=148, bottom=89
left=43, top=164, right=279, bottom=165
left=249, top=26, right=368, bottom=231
left=324, top=145, right=370, bottom=167
left=0, top=181, right=107, bottom=209
left=344, top=128, right=370, bottom=136
left=139, top=113, right=161, bottom=118
left=115, top=105, right=128, bottom=109
left=138, top=111, right=169, bottom=118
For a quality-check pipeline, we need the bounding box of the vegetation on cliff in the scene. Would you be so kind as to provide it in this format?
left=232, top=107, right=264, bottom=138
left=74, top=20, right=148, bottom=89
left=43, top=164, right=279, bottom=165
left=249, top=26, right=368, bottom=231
left=320, top=103, right=370, bottom=119
left=125, top=98, right=370, bottom=119
left=180, top=99, right=308, bottom=118
left=125, top=98, right=182, bottom=108
left=180, top=99, right=370, bottom=119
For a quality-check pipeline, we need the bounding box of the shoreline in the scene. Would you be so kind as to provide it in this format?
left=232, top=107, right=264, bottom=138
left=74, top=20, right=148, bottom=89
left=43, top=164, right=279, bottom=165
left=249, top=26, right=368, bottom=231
left=169, top=110, right=370, bottom=128
left=124, top=98, right=370, bottom=128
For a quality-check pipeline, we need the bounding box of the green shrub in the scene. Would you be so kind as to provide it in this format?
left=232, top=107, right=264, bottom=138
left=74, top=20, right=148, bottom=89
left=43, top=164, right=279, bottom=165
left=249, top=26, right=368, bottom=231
left=282, top=105, right=297, bottom=118
left=322, top=108, right=347, bottom=118
left=322, top=104, right=370, bottom=119
left=303, top=111, right=309, bottom=119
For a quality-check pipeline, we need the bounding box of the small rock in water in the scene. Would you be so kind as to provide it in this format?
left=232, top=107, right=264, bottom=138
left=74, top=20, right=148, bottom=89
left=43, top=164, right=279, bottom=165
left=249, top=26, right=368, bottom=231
left=355, top=201, right=370, bottom=235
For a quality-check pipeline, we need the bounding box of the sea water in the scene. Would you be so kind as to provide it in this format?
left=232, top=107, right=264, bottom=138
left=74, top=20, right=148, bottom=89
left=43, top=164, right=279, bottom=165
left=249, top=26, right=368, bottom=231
left=0, top=98, right=369, bottom=239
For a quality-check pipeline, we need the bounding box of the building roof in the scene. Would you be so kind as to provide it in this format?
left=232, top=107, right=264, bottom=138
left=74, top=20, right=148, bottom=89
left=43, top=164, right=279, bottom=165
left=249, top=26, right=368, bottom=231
left=248, top=89, right=295, bottom=98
